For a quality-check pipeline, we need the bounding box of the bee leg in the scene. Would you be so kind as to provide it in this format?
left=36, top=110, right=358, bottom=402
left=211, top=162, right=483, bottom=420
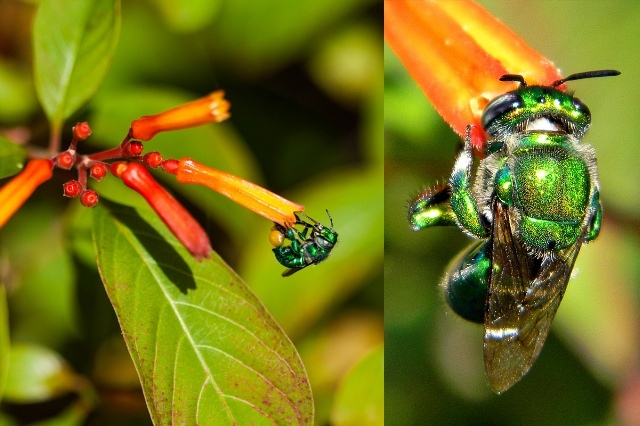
left=408, top=182, right=456, bottom=231
left=273, top=237, right=304, bottom=266
left=449, top=126, right=490, bottom=238
left=293, top=219, right=316, bottom=241
left=443, top=240, right=490, bottom=324
left=585, top=189, right=602, bottom=242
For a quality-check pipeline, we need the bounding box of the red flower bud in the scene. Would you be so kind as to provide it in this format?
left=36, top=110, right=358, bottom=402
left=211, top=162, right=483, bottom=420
left=124, top=141, right=144, bottom=157
left=63, top=180, right=82, bottom=198
left=80, top=189, right=99, bottom=207
left=129, top=91, right=231, bottom=141
left=119, top=162, right=211, bottom=260
left=73, top=122, right=92, bottom=140
left=55, top=151, right=75, bottom=170
left=0, top=159, right=53, bottom=228
left=90, top=163, right=108, bottom=181
left=143, top=152, right=163, bottom=168
left=110, top=162, right=128, bottom=177
left=174, top=158, right=304, bottom=227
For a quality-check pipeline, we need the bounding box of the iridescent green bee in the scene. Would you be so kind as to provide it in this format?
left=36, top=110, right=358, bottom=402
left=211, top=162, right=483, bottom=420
left=270, top=211, right=338, bottom=277
left=408, top=70, right=620, bottom=393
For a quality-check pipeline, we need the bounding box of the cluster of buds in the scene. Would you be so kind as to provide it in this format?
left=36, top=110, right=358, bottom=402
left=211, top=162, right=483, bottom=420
left=0, top=90, right=305, bottom=261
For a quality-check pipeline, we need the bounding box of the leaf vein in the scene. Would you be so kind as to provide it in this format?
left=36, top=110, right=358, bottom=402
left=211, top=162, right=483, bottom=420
left=174, top=301, right=297, bottom=377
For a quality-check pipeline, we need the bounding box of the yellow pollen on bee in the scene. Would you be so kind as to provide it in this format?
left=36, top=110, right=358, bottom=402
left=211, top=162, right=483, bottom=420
left=269, top=229, right=285, bottom=247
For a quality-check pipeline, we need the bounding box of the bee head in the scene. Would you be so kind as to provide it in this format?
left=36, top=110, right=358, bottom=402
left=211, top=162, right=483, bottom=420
left=481, top=70, right=619, bottom=139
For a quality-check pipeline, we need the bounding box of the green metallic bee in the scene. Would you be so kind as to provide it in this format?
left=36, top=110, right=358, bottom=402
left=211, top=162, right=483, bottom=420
left=408, top=70, right=620, bottom=393
left=270, top=211, right=338, bottom=277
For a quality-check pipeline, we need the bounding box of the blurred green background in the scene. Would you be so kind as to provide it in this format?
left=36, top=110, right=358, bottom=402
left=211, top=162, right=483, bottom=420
left=0, top=0, right=383, bottom=424
left=385, top=1, right=640, bottom=425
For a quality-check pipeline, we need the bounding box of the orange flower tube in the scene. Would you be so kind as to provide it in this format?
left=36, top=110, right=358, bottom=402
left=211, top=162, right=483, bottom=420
left=385, top=0, right=563, bottom=150
left=130, top=91, right=231, bottom=142
left=0, top=159, right=53, bottom=229
left=116, top=162, right=212, bottom=261
left=173, top=158, right=304, bottom=228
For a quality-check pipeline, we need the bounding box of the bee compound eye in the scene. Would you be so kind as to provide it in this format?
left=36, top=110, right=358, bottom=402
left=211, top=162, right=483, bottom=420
left=574, top=99, right=590, bottom=115
left=481, top=92, right=523, bottom=130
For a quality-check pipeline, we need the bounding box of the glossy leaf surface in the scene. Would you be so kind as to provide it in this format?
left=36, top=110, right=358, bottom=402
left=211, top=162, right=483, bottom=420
left=0, top=135, right=26, bottom=179
left=93, top=199, right=313, bottom=425
left=3, top=343, right=76, bottom=403
left=33, top=0, right=121, bottom=126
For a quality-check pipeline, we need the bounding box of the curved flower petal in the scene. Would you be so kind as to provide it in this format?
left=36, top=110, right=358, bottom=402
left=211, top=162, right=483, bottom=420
left=0, top=159, right=53, bottom=229
left=385, top=0, right=563, bottom=149
left=173, top=158, right=304, bottom=227
left=117, top=162, right=212, bottom=260
left=130, top=91, right=231, bottom=141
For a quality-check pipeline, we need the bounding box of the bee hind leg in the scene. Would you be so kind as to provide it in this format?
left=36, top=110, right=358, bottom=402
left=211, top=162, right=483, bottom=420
left=443, top=240, right=491, bottom=324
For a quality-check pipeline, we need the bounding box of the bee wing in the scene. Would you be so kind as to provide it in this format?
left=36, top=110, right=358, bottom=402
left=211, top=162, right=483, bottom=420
left=484, top=201, right=583, bottom=393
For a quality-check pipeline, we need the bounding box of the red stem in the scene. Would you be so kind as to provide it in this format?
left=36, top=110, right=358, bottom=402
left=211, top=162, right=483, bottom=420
left=85, top=146, right=124, bottom=162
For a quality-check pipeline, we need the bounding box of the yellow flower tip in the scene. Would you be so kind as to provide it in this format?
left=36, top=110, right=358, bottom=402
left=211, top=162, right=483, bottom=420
left=385, top=0, right=563, bottom=148
left=206, top=90, right=231, bottom=123
left=174, top=158, right=304, bottom=227
left=129, top=90, right=231, bottom=142
left=0, top=159, right=53, bottom=229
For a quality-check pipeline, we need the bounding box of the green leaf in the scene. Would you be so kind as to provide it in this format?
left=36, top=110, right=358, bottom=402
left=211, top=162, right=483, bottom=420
left=1, top=201, right=78, bottom=349
left=3, top=343, right=78, bottom=403
left=0, top=135, right=26, bottom=179
left=149, top=0, right=222, bottom=33
left=330, top=345, right=384, bottom=426
left=33, top=0, right=121, bottom=127
left=93, top=199, right=313, bottom=425
left=0, top=60, right=38, bottom=124
left=210, top=0, right=377, bottom=76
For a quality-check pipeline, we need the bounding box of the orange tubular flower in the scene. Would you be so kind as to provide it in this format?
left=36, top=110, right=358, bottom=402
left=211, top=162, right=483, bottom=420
left=172, top=158, right=304, bottom=228
left=129, top=91, right=231, bottom=142
left=115, top=162, right=212, bottom=261
left=0, top=159, right=53, bottom=229
left=384, top=0, right=563, bottom=152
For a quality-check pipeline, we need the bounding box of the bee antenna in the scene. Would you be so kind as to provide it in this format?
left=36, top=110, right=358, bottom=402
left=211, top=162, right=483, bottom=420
left=552, top=70, right=620, bottom=87
left=325, top=209, right=334, bottom=228
left=499, top=74, right=527, bottom=87
left=298, top=212, right=318, bottom=224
